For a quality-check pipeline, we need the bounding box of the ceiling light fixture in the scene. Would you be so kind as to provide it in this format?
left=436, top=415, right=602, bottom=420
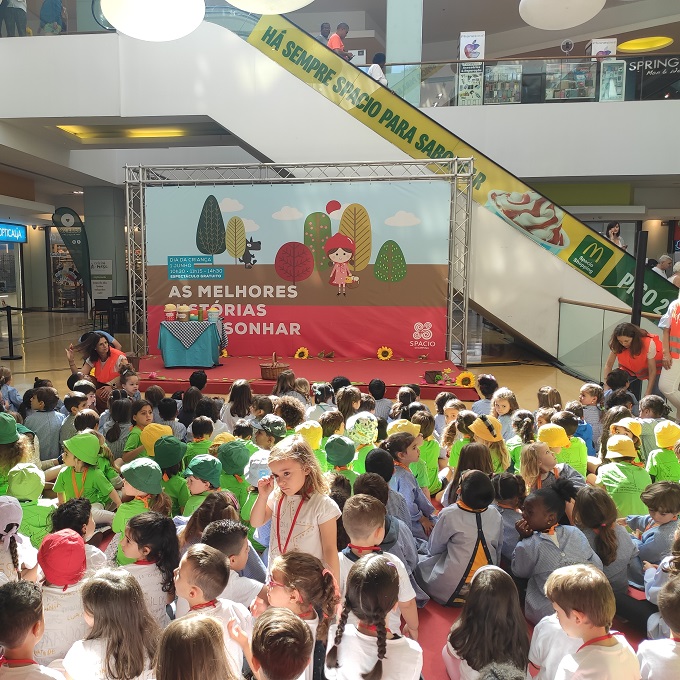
left=618, top=36, right=674, bottom=52
left=100, top=0, right=205, bottom=42
left=226, top=0, right=316, bottom=14
left=519, top=0, right=606, bottom=31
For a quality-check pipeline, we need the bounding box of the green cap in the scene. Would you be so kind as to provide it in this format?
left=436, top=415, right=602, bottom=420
left=252, top=414, right=287, bottom=439
left=7, top=463, right=45, bottom=501
left=154, top=436, right=187, bottom=469
left=64, top=433, right=100, bottom=465
left=184, top=454, right=222, bottom=489
left=16, top=424, right=34, bottom=437
left=217, top=440, right=250, bottom=476
left=0, top=412, right=18, bottom=445
left=121, top=458, right=163, bottom=495
left=325, top=435, right=356, bottom=467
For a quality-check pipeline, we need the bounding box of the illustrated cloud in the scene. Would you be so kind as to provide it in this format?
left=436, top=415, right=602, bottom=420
left=243, top=219, right=260, bottom=233
left=385, top=210, right=421, bottom=227
left=272, top=206, right=303, bottom=220
left=219, top=198, right=244, bottom=212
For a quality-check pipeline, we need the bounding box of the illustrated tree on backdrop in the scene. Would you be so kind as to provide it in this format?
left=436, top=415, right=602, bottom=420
left=225, top=216, right=247, bottom=264
left=195, top=195, right=226, bottom=255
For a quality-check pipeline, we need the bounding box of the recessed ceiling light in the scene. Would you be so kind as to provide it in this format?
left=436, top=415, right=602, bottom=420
left=618, top=37, right=674, bottom=52
left=72, top=191, right=84, bottom=195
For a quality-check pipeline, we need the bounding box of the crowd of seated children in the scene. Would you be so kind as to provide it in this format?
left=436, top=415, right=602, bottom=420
left=3, top=361, right=680, bottom=680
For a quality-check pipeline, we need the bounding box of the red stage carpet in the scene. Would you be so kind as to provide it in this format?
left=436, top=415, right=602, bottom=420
left=138, top=355, right=478, bottom=401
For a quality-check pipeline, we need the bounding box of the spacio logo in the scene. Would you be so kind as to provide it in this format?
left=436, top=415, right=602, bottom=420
left=410, top=322, right=436, bottom=348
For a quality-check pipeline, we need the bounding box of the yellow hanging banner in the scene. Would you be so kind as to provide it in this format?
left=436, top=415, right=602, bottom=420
left=248, top=15, right=676, bottom=314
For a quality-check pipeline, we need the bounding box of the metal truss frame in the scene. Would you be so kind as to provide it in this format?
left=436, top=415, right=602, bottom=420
left=125, top=159, right=474, bottom=366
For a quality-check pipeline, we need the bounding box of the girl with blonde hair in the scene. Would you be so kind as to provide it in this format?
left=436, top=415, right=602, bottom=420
left=250, top=435, right=341, bottom=582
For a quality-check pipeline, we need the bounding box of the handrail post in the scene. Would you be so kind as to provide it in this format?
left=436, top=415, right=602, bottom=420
left=0, top=305, right=22, bottom=361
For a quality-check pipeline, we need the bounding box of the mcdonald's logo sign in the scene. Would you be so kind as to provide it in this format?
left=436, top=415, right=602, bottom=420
left=569, top=235, right=613, bottom=278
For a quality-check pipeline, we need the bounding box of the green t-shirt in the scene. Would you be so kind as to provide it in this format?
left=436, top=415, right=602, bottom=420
left=313, top=447, right=330, bottom=473
left=220, top=473, right=249, bottom=509
left=505, top=435, right=525, bottom=473
left=332, top=467, right=358, bottom=490
left=351, top=444, right=373, bottom=475
left=596, top=461, right=652, bottom=517
left=0, top=469, right=8, bottom=496
left=163, top=473, right=190, bottom=518
left=646, top=448, right=680, bottom=482
left=18, top=499, right=56, bottom=549
left=183, top=439, right=213, bottom=466
left=112, top=498, right=150, bottom=565
left=557, top=437, right=588, bottom=478
left=240, top=490, right=266, bottom=552
left=490, top=445, right=508, bottom=474
left=53, top=466, right=114, bottom=507
left=123, top=426, right=144, bottom=454
left=415, top=439, right=441, bottom=494
left=96, top=455, right=121, bottom=483
left=449, top=436, right=470, bottom=469
left=183, top=490, right=212, bottom=516
left=409, top=459, right=429, bottom=490
left=244, top=440, right=259, bottom=455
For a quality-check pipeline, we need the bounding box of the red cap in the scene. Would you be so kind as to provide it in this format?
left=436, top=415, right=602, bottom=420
left=323, top=232, right=355, bottom=255
left=38, top=529, right=86, bottom=588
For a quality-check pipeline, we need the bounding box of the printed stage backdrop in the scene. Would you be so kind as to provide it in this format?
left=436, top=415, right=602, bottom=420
left=146, top=181, right=452, bottom=358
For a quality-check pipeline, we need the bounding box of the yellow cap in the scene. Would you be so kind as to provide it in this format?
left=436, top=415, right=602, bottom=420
left=386, top=419, right=421, bottom=437
left=654, top=420, right=680, bottom=450
left=213, top=432, right=236, bottom=447
left=295, top=421, right=323, bottom=450
left=610, top=417, right=642, bottom=438
left=140, top=424, right=173, bottom=456
left=537, top=424, right=571, bottom=449
left=469, top=415, right=503, bottom=443
left=605, top=434, right=637, bottom=459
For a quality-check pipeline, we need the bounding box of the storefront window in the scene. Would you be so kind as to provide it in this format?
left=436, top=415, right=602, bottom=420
left=0, top=242, right=21, bottom=308
left=48, top=227, right=85, bottom=310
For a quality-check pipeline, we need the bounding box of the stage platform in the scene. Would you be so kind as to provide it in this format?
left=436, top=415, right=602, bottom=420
left=138, top=355, right=478, bottom=402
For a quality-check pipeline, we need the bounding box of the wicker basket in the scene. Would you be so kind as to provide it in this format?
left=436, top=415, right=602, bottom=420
left=260, top=352, right=289, bottom=380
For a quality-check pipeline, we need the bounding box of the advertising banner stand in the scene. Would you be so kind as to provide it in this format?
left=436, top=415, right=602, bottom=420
left=125, top=160, right=475, bottom=366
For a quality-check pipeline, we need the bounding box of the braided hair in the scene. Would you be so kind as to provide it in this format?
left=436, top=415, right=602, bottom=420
left=325, top=553, right=399, bottom=680
left=8, top=534, right=20, bottom=579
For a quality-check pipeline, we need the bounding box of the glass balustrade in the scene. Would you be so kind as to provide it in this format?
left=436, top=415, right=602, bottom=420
left=557, top=299, right=662, bottom=384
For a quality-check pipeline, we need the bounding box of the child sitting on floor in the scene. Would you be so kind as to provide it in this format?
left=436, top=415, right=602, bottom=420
left=7, top=463, right=56, bottom=549
left=623, top=480, right=680, bottom=588
left=547, top=564, right=640, bottom=678
left=512, top=478, right=602, bottom=625
left=183, top=454, right=223, bottom=516
left=443, top=566, right=529, bottom=680
left=637, top=577, right=680, bottom=678
left=417, top=470, right=502, bottom=607
left=647, top=421, right=680, bottom=481
left=0, top=580, right=66, bottom=679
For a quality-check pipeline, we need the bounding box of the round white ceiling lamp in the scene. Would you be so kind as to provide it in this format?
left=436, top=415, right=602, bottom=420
left=227, top=0, right=316, bottom=14
left=100, top=0, right=205, bottom=41
left=519, top=0, right=606, bottom=31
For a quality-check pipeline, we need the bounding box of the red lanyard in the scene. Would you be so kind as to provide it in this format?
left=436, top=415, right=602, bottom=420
left=348, top=543, right=381, bottom=553
left=135, top=559, right=156, bottom=566
left=72, top=468, right=88, bottom=498
left=276, top=495, right=305, bottom=555
left=577, top=633, right=615, bottom=652
left=190, top=599, right=217, bottom=611
left=0, top=657, right=37, bottom=666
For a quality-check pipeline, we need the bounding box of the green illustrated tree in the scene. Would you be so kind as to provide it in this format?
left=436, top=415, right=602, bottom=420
left=225, top=216, right=247, bottom=263
left=195, top=195, right=226, bottom=255
left=339, top=203, right=372, bottom=271
left=303, top=212, right=332, bottom=272
left=374, top=240, right=407, bottom=283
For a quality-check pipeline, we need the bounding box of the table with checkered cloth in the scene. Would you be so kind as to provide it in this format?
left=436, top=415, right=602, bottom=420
left=158, top=321, right=227, bottom=368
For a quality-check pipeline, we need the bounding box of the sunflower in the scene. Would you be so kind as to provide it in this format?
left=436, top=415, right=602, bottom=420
left=454, top=371, right=476, bottom=388
left=377, top=346, right=393, bottom=361
left=294, top=347, right=309, bottom=359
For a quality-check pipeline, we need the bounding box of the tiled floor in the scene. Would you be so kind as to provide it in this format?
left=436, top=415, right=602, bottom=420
left=0, top=310, right=585, bottom=408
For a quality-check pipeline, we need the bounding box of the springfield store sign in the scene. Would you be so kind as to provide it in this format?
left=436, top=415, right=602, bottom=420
left=627, top=56, right=680, bottom=76
left=0, top=223, right=27, bottom=243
